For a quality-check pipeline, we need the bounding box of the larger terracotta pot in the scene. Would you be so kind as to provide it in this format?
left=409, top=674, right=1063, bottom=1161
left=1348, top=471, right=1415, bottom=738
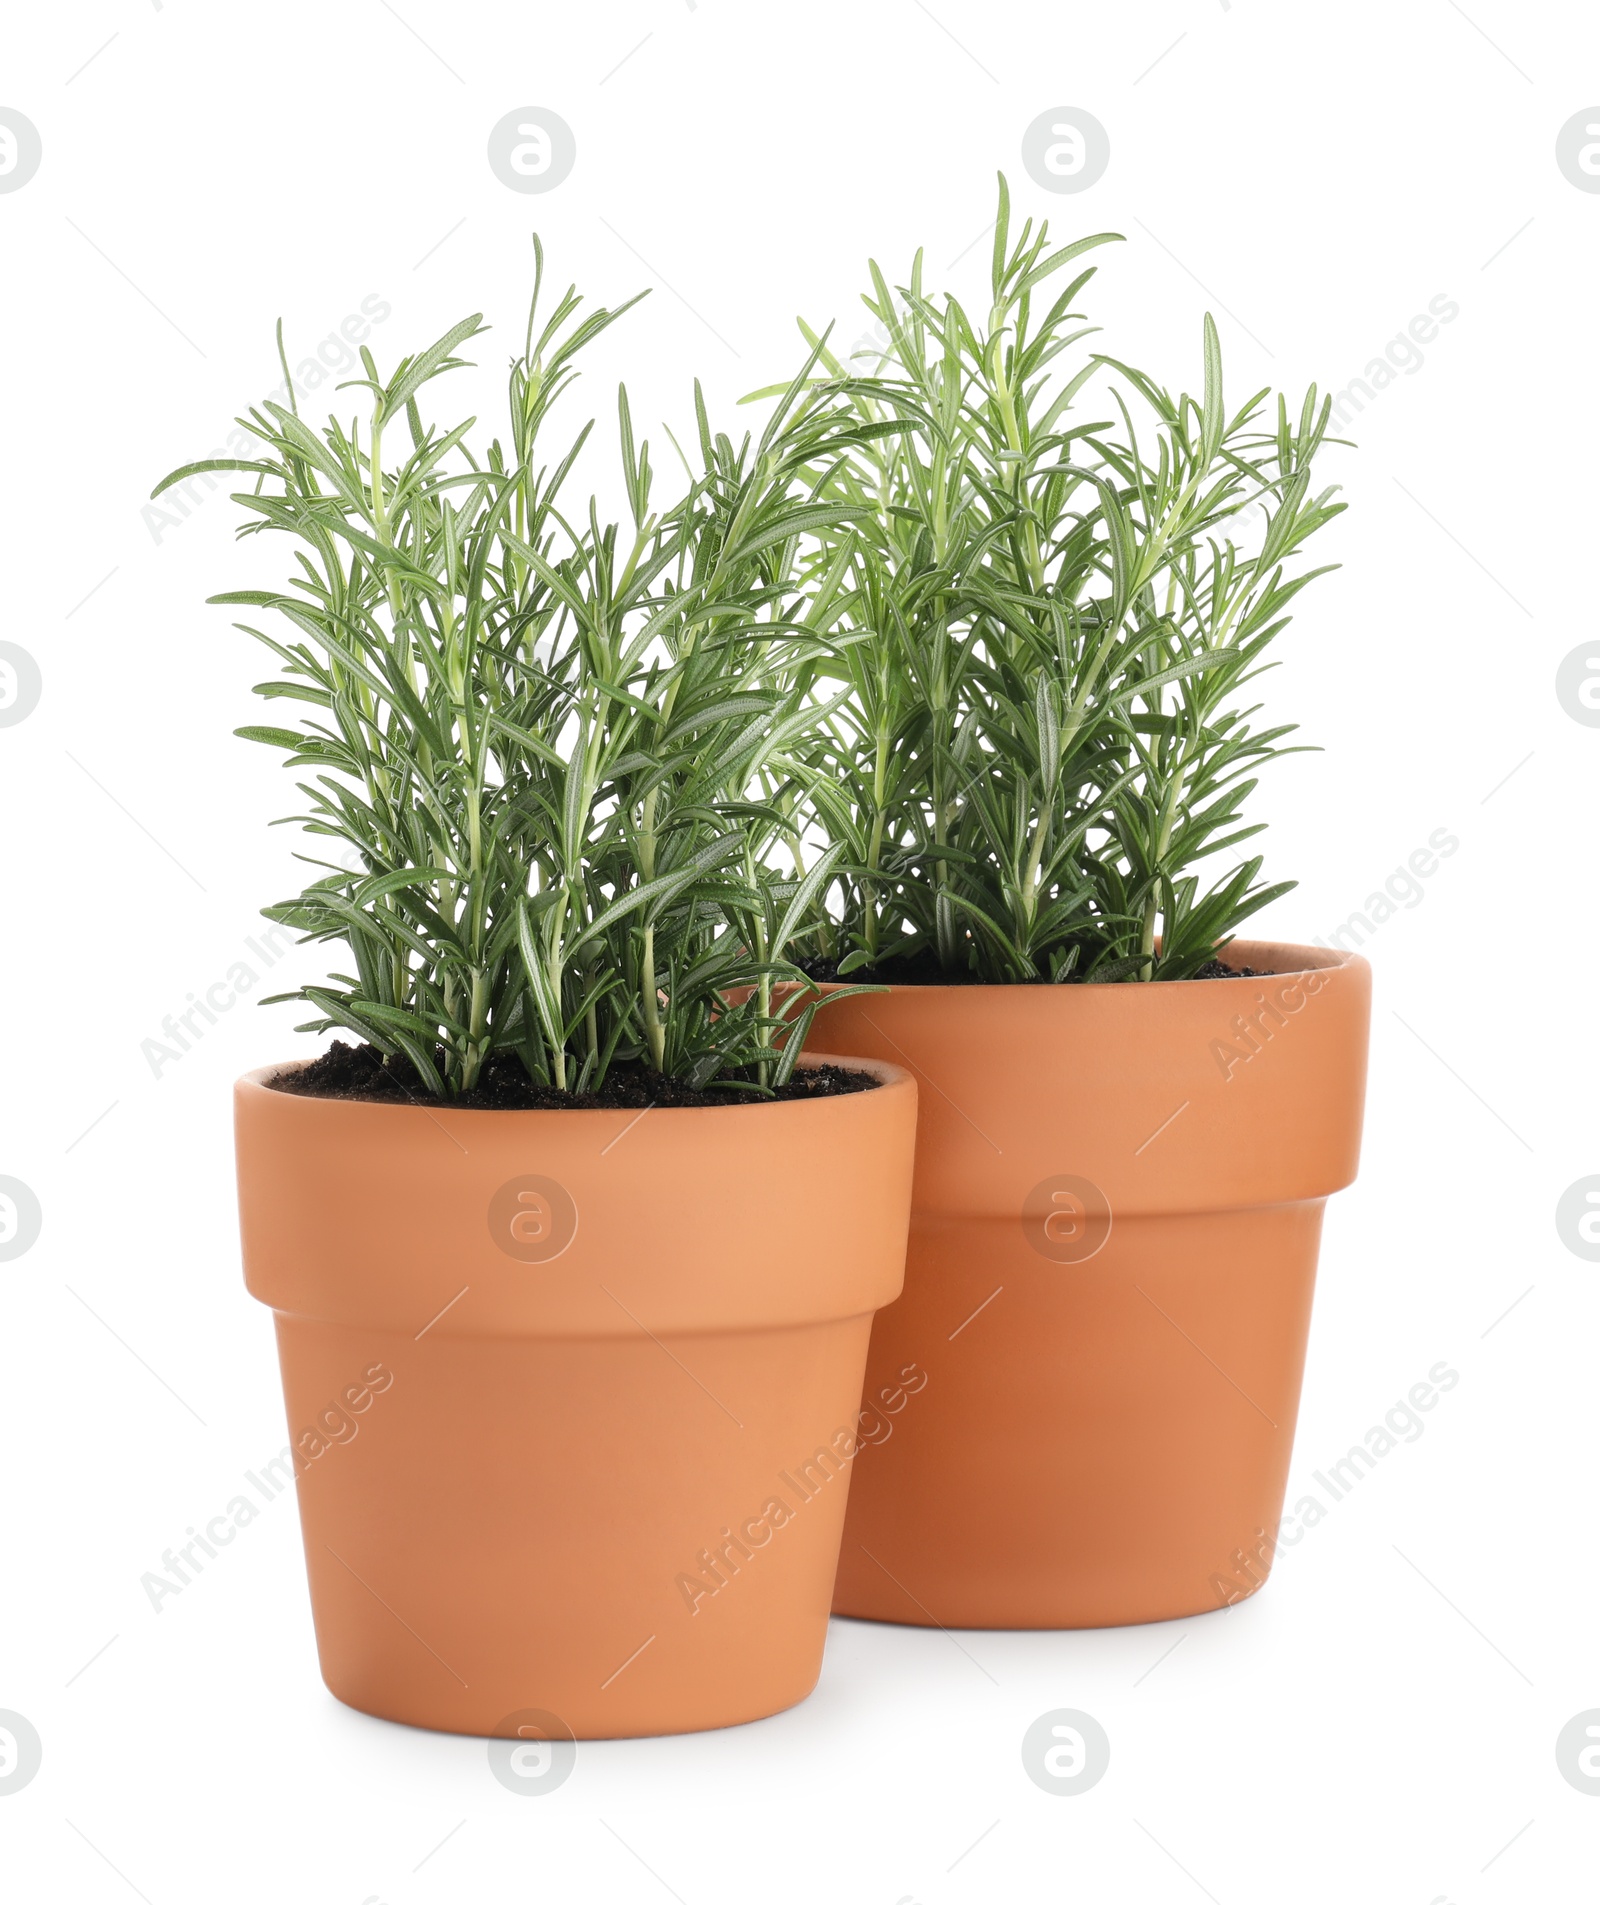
left=800, top=941, right=1370, bottom=1629
left=235, top=1053, right=916, bottom=1738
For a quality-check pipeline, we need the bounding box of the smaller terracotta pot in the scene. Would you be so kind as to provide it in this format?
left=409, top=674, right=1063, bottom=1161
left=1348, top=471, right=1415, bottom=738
left=235, top=1054, right=916, bottom=1738
left=801, top=942, right=1371, bottom=1629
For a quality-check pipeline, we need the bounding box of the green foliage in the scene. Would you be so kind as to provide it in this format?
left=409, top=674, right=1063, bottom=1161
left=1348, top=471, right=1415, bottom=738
left=771, top=175, right=1346, bottom=981
left=156, top=245, right=874, bottom=1094
left=163, top=192, right=1348, bottom=1099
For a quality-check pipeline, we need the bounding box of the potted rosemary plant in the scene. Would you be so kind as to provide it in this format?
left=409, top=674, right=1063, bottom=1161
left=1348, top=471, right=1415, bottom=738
left=156, top=251, right=916, bottom=1738
left=771, top=181, right=1371, bottom=1629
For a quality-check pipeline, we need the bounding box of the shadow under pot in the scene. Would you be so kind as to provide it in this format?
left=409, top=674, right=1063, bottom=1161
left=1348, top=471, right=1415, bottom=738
left=234, top=1052, right=916, bottom=1738
left=797, top=941, right=1371, bottom=1630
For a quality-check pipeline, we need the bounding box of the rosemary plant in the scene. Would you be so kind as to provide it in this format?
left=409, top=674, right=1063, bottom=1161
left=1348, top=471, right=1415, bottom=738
left=155, top=247, right=871, bottom=1095
left=777, top=177, right=1345, bottom=981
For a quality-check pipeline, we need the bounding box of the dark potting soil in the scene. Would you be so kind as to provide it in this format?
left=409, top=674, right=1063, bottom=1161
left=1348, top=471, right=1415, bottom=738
left=795, top=952, right=1274, bottom=988
left=266, top=1040, right=881, bottom=1111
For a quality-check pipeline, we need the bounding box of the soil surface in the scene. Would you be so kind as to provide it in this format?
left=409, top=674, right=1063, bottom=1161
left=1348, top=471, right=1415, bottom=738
left=267, top=1040, right=880, bottom=1111
left=796, top=953, right=1273, bottom=987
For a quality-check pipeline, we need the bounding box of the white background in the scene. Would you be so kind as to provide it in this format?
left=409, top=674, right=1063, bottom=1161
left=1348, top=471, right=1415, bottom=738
left=2, top=2, right=1596, bottom=1899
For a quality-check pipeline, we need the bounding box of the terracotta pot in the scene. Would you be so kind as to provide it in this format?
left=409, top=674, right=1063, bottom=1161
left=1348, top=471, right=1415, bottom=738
left=235, top=1053, right=916, bottom=1738
left=798, top=941, right=1370, bottom=1629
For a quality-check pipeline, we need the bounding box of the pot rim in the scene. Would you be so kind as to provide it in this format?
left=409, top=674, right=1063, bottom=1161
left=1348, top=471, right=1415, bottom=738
left=235, top=1048, right=912, bottom=1116
left=791, top=937, right=1367, bottom=995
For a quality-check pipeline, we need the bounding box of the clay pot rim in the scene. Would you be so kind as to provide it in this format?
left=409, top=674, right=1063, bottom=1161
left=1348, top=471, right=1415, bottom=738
left=797, top=938, right=1368, bottom=995
left=236, top=1048, right=912, bottom=1117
